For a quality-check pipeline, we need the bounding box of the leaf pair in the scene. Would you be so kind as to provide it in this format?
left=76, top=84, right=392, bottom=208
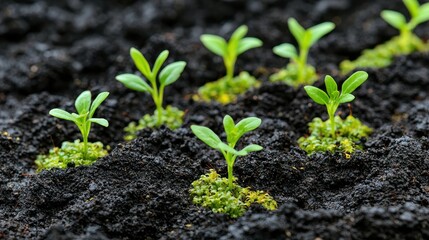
left=116, top=48, right=187, bottom=94
left=304, top=71, right=368, bottom=107
left=50, top=91, right=109, bottom=128
left=191, top=115, right=262, bottom=158
left=200, top=25, right=263, bottom=59
left=273, top=18, right=335, bottom=60
left=381, top=0, right=429, bottom=31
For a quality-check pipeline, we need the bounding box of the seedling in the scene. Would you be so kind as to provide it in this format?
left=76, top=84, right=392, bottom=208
left=271, top=18, right=335, bottom=86
left=304, top=71, right=368, bottom=138
left=201, top=25, right=262, bottom=82
left=191, top=115, right=262, bottom=188
left=49, top=90, right=109, bottom=159
left=381, top=0, right=429, bottom=51
left=116, top=48, right=186, bottom=138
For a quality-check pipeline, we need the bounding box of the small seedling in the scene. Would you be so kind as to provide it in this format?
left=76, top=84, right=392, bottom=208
left=49, top=90, right=109, bottom=159
left=191, top=115, right=262, bottom=188
left=201, top=25, right=262, bottom=82
left=381, top=0, right=429, bottom=50
left=271, top=18, right=335, bottom=86
left=116, top=48, right=186, bottom=138
left=304, top=71, right=368, bottom=138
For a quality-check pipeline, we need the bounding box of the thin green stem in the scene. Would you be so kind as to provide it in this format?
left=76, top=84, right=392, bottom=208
left=327, top=104, right=337, bottom=138
left=399, top=27, right=411, bottom=52
left=227, top=154, right=234, bottom=189
left=224, top=57, right=236, bottom=82
left=297, top=47, right=309, bottom=84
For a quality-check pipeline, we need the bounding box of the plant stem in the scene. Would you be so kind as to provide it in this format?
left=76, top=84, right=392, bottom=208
left=224, top=58, right=235, bottom=82
left=227, top=159, right=233, bottom=188
left=399, top=28, right=411, bottom=52
left=297, top=47, right=309, bottom=84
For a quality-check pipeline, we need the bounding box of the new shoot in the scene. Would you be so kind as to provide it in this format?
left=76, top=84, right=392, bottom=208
left=116, top=48, right=186, bottom=140
left=271, top=18, right=335, bottom=86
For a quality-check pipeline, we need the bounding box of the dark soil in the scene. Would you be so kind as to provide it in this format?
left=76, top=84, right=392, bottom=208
left=1, top=0, right=429, bottom=239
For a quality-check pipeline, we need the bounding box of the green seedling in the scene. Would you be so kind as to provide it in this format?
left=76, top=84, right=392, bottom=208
left=49, top=90, right=109, bottom=159
left=304, top=71, right=368, bottom=138
left=201, top=25, right=262, bottom=82
left=191, top=115, right=263, bottom=188
left=272, top=18, right=335, bottom=85
left=381, top=0, right=429, bottom=50
left=116, top=48, right=186, bottom=128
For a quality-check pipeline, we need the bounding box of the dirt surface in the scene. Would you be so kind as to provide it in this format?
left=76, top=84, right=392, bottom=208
left=1, top=0, right=429, bottom=239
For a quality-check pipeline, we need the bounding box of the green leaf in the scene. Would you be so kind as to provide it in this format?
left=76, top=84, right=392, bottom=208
left=230, top=25, right=248, bottom=42
left=116, top=74, right=152, bottom=93
left=413, top=3, right=429, bottom=25
left=381, top=10, right=406, bottom=29
left=273, top=43, right=298, bottom=59
left=404, top=0, right=420, bottom=18
left=217, top=142, right=244, bottom=156
left=304, top=86, right=329, bottom=105
left=152, top=50, right=169, bottom=77
left=200, top=34, right=227, bottom=57
left=237, top=37, right=262, bottom=55
left=223, top=115, right=235, bottom=136
left=49, top=108, right=75, bottom=122
left=239, top=144, right=263, bottom=154
left=191, top=125, right=222, bottom=149
left=338, top=93, right=355, bottom=103
left=342, top=71, right=368, bottom=95
left=288, top=18, right=306, bottom=45
left=159, top=61, right=186, bottom=86
left=308, top=22, right=335, bottom=46
left=75, top=91, right=91, bottom=114
left=130, top=48, right=151, bottom=78
left=235, top=117, right=262, bottom=134
left=324, top=75, right=338, bottom=97
left=89, top=118, right=109, bottom=127
left=89, top=92, right=109, bottom=118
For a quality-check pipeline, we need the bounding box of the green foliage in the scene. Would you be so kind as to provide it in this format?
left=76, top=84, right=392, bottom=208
left=340, top=0, right=429, bottom=74
left=271, top=18, right=335, bottom=86
left=298, top=116, right=372, bottom=155
left=49, top=90, right=109, bottom=159
left=195, top=71, right=260, bottom=105
left=201, top=25, right=262, bottom=82
left=190, top=169, right=277, bottom=218
left=35, top=140, right=109, bottom=172
left=116, top=48, right=186, bottom=131
left=191, top=115, right=262, bottom=188
left=123, top=105, right=184, bottom=141
left=304, top=71, right=368, bottom=138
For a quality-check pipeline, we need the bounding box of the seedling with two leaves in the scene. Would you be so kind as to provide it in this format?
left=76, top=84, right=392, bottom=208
left=271, top=18, right=335, bottom=86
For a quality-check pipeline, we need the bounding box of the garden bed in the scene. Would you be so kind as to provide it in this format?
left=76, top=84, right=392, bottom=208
left=1, top=0, right=429, bottom=239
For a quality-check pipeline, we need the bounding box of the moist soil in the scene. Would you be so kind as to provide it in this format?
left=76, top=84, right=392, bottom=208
left=1, top=0, right=429, bottom=239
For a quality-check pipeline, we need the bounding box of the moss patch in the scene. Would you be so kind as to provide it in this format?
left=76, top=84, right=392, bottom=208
left=340, top=34, right=429, bottom=75
left=124, top=105, right=184, bottom=141
left=190, top=169, right=277, bottom=218
left=298, top=115, right=372, bottom=155
left=35, top=140, right=109, bottom=172
left=194, top=71, right=260, bottom=105
left=269, top=62, right=317, bottom=87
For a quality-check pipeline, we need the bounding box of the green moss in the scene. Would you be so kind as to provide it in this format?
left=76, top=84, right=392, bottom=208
left=194, top=71, right=261, bottom=105
left=270, top=62, right=317, bottom=87
left=190, top=169, right=277, bottom=218
left=35, top=139, right=109, bottom=172
left=340, top=34, right=429, bottom=75
left=124, top=105, right=184, bottom=141
left=298, top=115, right=372, bottom=155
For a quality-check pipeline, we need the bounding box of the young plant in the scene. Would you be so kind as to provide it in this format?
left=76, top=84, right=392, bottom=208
left=201, top=25, right=262, bottom=82
left=304, top=71, right=368, bottom=138
left=191, top=115, right=263, bottom=188
left=116, top=48, right=186, bottom=128
left=272, top=18, right=335, bottom=85
left=49, top=90, right=109, bottom=159
left=381, top=0, right=429, bottom=50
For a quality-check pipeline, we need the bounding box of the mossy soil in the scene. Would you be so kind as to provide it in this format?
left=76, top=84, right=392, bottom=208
left=1, top=0, right=429, bottom=239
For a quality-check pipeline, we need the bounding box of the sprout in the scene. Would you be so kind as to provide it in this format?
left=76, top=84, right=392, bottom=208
left=201, top=25, right=262, bottom=82
left=272, top=18, right=335, bottom=85
left=116, top=48, right=186, bottom=128
left=304, top=71, right=368, bottom=138
left=191, top=115, right=262, bottom=188
left=49, top=90, right=109, bottom=159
